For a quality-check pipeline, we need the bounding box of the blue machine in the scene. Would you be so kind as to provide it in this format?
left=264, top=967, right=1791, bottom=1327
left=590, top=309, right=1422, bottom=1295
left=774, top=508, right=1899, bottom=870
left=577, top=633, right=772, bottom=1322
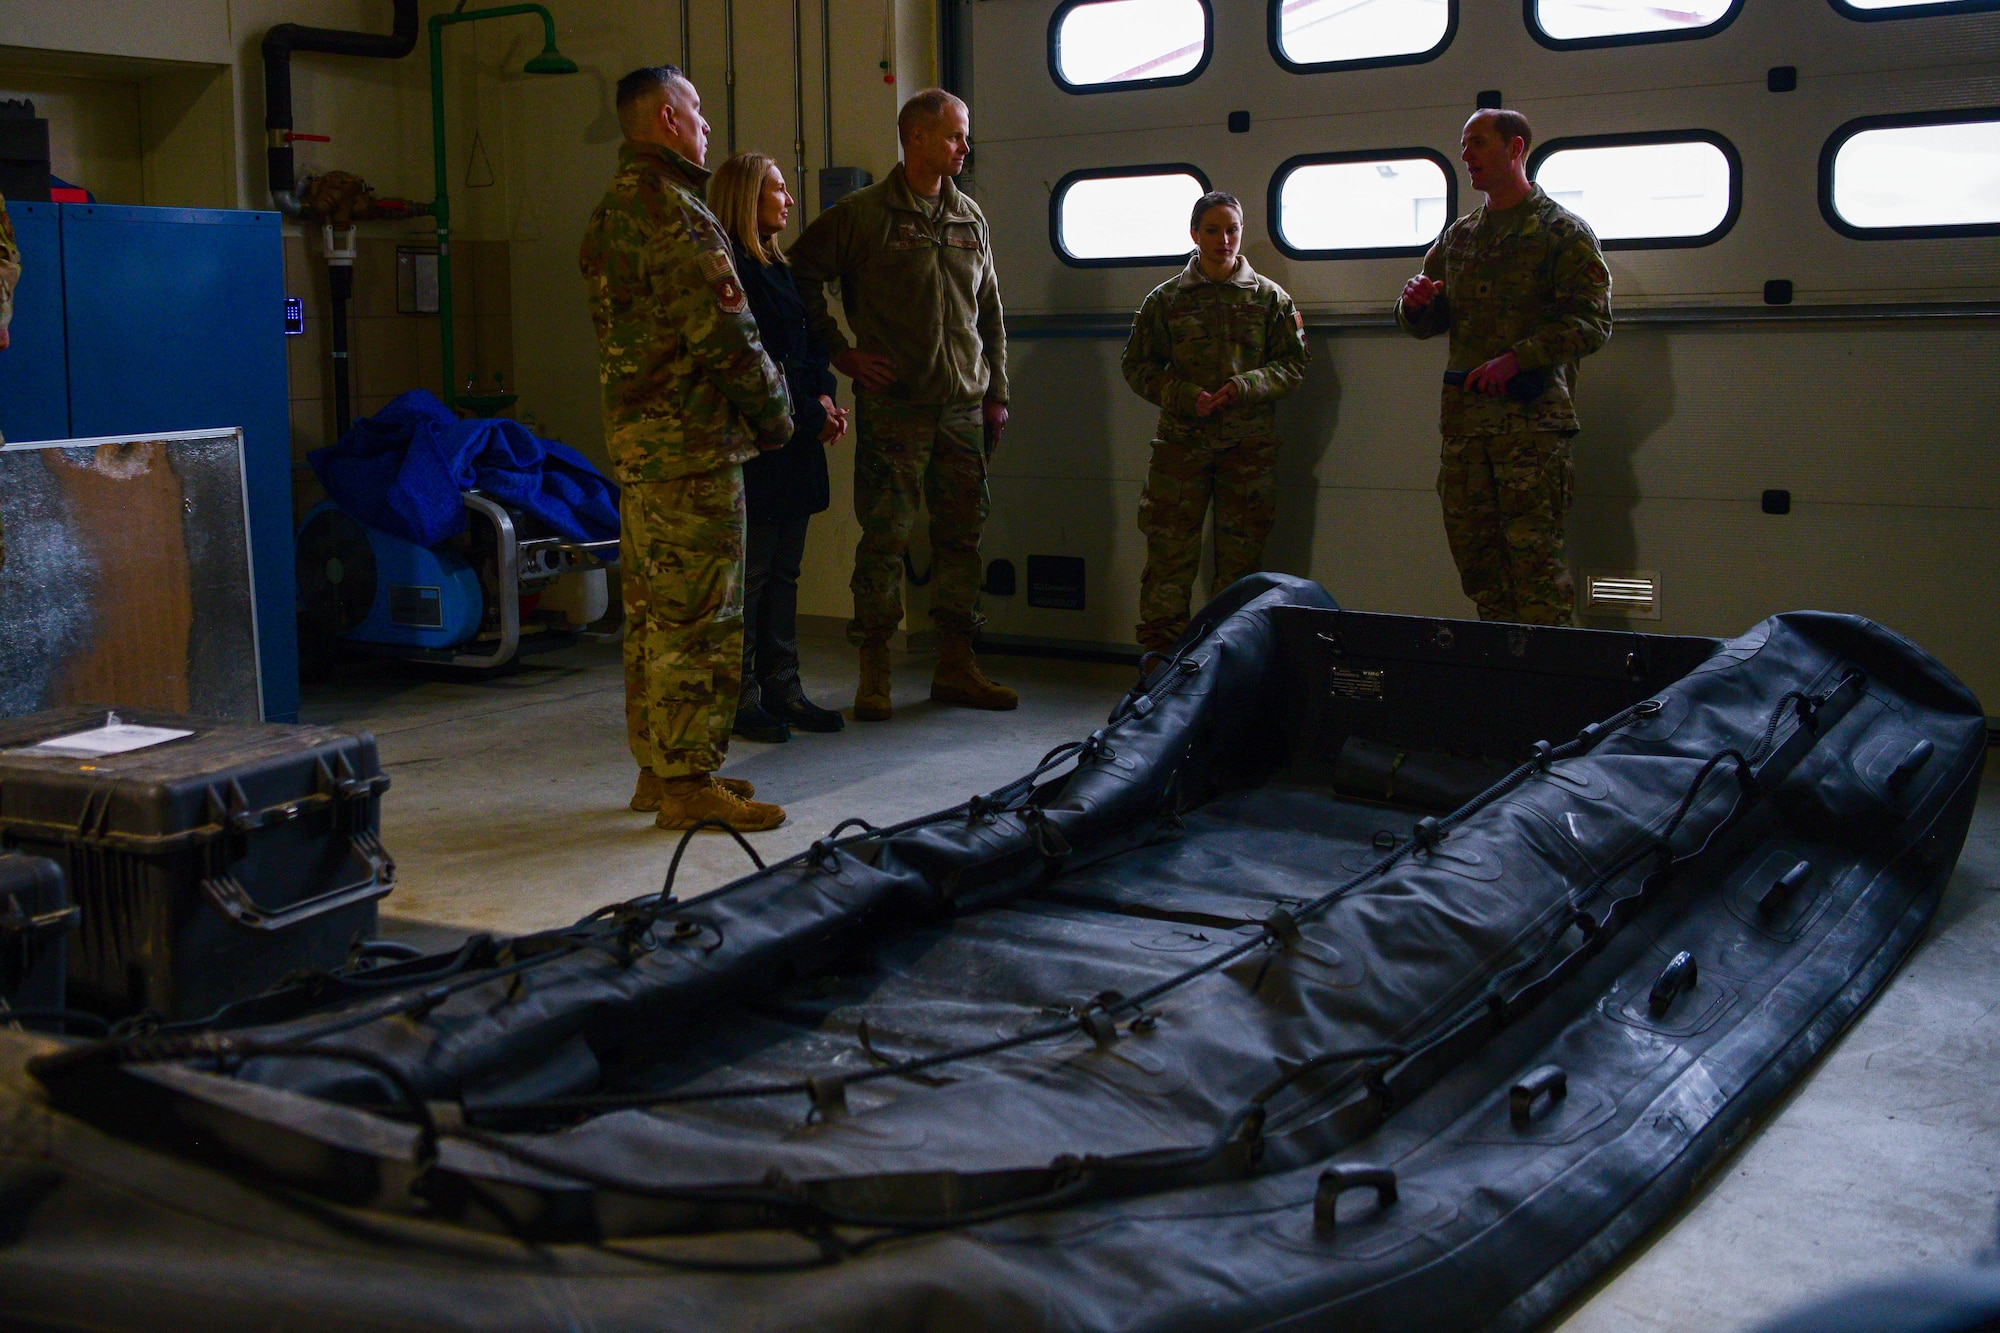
left=295, top=494, right=618, bottom=672
left=296, top=500, right=483, bottom=650
left=0, top=204, right=298, bottom=721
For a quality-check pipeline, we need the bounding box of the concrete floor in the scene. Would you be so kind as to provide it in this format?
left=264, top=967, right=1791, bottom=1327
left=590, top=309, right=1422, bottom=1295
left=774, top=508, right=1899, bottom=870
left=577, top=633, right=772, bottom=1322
left=300, top=635, right=2000, bottom=1331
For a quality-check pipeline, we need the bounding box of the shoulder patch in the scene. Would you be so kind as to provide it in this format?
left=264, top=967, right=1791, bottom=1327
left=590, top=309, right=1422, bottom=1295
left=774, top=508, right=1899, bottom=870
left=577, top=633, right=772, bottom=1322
left=1294, top=309, right=1305, bottom=332
left=697, top=245, right=748, bottom=313
left=697, top=246, right=734, bottom=281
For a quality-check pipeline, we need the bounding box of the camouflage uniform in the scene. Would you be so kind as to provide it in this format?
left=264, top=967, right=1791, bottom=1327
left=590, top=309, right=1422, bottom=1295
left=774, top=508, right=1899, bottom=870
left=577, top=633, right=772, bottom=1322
left=790, top=164, right=1006, bottom=644
left=579, top=142, right=792, bottom=778
left=1121, top=255, right=1308, bottom=651
left=0, top=194, right=17, bottom=568
left=1397, top=185, right=1611, bottom=626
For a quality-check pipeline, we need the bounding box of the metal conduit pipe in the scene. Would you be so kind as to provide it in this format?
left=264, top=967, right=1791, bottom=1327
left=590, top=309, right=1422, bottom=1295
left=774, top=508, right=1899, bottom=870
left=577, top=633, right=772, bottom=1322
left=821, top=0, right=833, bottom=168
left=261, top=1, right=420, bottom=216
left=792, top=0, right=807, bottom=193
left=723, top=0, right=738, bottom=156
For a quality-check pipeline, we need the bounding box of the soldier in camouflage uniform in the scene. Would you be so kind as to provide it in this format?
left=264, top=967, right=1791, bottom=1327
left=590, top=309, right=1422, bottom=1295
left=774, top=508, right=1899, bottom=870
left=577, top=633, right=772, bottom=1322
left=0, top=193, right=18, bottom=570
left=1122, top=192, right=1308, bottom=654
left=790, top=88, right=1015, bottom=721
left=580, top=67, right=793, bottom=832
left=1397, top=108, right=1612, bottom=626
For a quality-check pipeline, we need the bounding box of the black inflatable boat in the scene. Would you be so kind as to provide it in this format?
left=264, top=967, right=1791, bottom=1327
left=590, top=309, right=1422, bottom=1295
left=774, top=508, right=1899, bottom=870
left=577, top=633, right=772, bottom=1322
left=0, top=575, right=1986, bottom=1332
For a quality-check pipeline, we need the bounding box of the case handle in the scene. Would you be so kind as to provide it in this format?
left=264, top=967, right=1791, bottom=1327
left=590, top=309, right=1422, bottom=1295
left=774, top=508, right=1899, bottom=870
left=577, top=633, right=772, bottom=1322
left=0, top=899, right=79, bottom=943
left=200, top=832, right=394, bottom=933
left=1314, top=1165, right=1398, bottom=1235
left=1509, top=1064, right=1569, bottom=1128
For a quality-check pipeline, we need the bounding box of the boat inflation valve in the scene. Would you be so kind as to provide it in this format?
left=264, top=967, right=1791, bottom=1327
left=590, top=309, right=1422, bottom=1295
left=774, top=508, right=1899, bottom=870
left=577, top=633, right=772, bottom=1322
left=1759, top=860, right=1813, bottom=917
left=1648, top=951, right=1699, bottom=1018
left=1509, top=1065, right=1568, bottom=1128
left=1314, top=1166, right=1399, bottom=1235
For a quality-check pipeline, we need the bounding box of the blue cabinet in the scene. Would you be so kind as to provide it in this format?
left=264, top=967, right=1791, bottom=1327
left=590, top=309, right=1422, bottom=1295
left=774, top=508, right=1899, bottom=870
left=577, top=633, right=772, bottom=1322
left=0, top=201, right=69, bottom=446
left=0, top=203, right=297, bottom=721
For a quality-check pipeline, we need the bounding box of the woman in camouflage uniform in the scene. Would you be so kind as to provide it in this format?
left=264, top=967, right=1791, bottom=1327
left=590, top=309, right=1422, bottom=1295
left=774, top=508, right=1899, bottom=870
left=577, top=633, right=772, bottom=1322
left=1121, top=192, right=1309, bottom=656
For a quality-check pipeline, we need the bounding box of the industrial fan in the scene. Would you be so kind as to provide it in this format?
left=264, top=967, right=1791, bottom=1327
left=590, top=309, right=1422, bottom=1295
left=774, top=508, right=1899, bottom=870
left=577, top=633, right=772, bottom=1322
left=294, top=501, right=483, bottom=672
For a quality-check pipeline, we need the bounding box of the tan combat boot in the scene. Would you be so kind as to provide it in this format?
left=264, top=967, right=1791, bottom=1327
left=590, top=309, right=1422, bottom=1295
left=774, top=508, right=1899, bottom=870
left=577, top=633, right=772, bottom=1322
left=653, top=774, right=785, bottom=832
left=632, top=770, right=753, bottom=811
left=931, top=634, right=1018, bottom=710
left=855, top=639, right=894, bottom=722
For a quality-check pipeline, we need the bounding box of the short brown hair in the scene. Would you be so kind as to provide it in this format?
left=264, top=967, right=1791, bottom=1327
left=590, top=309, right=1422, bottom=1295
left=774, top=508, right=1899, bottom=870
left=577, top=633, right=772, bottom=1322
left=1470, top=107, right=1533, bottom=155
left=1190, top=190, right=1241, bottom=231
left=897, top=88, right=967, bottom=144
left=709, top=153, right=787, bottom=266
left=615, top=65, right=688, bottom=139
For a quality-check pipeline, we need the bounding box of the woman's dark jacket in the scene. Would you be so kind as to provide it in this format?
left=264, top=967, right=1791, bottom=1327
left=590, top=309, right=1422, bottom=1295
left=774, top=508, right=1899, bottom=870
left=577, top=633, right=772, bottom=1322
left=734, top=241, right=836, bottom=524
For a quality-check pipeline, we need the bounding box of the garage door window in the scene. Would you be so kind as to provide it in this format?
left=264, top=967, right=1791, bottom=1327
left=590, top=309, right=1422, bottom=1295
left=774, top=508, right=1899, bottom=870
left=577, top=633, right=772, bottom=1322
left=1271, top=0, right=1454, bottom=73
left=1529, top=133, right=1740, bottom=248
left=1050, top=0, right=1211, bottom=92
left=1270, top=151, right=1454, bottom=258
left=1821, top=112, right=2000, bottom=238
left=1830, top=0, right=2000, bottom=18
left=1531, top=0, right=1741, bottom=47
left=1053, top=167, right=1211, bottom=266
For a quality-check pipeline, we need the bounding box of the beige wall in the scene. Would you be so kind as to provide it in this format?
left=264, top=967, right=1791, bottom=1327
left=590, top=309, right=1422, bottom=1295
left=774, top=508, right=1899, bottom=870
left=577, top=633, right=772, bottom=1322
left=0, top=0, right=930, bottom=591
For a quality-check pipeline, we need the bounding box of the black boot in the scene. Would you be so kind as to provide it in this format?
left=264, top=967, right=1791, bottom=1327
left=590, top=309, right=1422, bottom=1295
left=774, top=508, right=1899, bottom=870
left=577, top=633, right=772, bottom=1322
left=732, top=700, right=791, bottom=743
left=770, top=693, right=845, bottom=733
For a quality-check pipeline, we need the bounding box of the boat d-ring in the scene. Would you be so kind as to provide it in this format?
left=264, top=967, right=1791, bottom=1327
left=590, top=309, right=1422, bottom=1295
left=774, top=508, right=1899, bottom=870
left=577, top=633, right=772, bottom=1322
left=1759, top=860, right=1813, bottom=917
left=1509, top=1065, right=1568, bottom=1128
left=1886, top=739, right=1935, bottom=793
left=1648, top=951, right=1699, bottom=1018
left=1314, top=1165, right=1399, bottom=1235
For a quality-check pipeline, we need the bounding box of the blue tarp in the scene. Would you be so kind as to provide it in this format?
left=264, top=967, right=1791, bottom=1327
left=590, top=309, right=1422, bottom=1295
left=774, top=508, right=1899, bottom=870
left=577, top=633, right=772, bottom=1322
left=308, top=389, right=620, bottom=548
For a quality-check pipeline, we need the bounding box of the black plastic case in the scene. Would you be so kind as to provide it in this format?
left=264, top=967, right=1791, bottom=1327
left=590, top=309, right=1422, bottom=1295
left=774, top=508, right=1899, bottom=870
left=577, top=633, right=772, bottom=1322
left=0, top=708, right=393, bottom=1019
left=0, top=852, right=72, bottom=1015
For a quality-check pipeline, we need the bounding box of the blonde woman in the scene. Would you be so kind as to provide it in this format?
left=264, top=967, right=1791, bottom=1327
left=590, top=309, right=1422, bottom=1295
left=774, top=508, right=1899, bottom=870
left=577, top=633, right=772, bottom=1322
left=707, top=152, right=850, bottom=740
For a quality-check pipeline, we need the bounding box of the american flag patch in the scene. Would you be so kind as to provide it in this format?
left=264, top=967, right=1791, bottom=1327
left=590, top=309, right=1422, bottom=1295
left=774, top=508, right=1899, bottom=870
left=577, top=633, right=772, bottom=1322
left=698, top=247, right=735, bottom=283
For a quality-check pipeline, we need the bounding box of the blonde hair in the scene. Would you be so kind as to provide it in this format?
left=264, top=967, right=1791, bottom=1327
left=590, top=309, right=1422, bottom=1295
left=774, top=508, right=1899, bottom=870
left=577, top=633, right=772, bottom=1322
left=709, top=153, right=787, bottom=266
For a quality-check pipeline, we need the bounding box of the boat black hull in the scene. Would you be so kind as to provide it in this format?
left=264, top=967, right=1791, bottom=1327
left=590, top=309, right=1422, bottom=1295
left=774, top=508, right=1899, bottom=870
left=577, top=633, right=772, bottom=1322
left=0, top=576, right=1985, bottom=1332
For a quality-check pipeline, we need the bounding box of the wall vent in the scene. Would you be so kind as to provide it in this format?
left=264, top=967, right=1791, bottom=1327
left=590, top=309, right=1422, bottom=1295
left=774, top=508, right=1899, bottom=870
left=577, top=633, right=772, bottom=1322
left=1582, top=569, right=1662, bottom=620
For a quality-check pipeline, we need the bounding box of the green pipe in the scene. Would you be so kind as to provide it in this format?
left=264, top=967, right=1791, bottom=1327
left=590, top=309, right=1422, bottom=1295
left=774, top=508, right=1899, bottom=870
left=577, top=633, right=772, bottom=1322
left=429, top=4, right=574, bottom=410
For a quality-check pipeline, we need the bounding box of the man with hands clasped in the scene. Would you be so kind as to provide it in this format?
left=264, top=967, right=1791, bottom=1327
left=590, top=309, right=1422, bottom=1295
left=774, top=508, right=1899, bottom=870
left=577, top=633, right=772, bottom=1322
left=1122, top=191, right=1309, bottom=656
left=1397, top=107, right=1612, bottom=627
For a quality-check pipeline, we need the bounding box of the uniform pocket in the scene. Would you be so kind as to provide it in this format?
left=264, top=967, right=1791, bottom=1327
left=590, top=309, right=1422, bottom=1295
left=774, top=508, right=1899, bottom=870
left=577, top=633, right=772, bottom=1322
left=1225, top=302, right=1268, bottom=364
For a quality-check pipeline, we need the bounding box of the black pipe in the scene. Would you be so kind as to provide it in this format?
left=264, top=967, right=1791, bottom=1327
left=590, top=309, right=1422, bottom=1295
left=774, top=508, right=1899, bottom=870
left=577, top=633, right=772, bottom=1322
left=262, top=1, right=418, bottom=214
left=330, top=264, right=353, bottom=436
